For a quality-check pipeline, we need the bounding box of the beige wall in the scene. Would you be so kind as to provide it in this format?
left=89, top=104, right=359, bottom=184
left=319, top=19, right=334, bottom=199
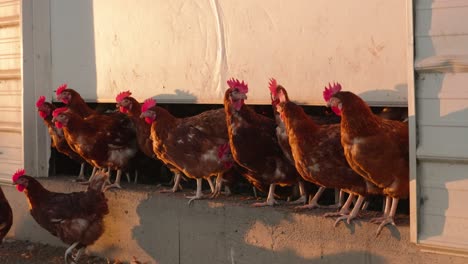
left=49, top=0, right=409, bottom=106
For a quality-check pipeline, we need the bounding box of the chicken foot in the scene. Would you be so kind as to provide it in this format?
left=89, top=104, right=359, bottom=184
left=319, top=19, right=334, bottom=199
left=211, top=173, right=228, bottom=198
left=288, top=181, right=307, bottom=205
left=64, top=241, right=83, bottom=264
left=160, top=172, right=183, bottom=193
left=103, top=170, right=124, bottom=191
left=323, top=193, right=355, bottom=217
left=252, top=184, right=278, bottom=207
left=187, top=178, right=204, bottom=205
left=333, top=195, right=365, bottom=227
left=295, top=186, right=326, bottom=209
left=372, top=197, right=398, bottom=236
left=73, top=163, right=87, bottom=182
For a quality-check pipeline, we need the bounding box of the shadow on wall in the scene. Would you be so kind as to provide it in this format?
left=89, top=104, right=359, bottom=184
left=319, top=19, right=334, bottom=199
left=131, top=195, right=392, bottom=264
left=50, top=0, right=97, bottom=100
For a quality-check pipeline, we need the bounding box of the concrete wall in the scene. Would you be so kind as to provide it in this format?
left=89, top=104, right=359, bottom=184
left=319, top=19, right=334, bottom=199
left=3, top=178, right=467, bottom=264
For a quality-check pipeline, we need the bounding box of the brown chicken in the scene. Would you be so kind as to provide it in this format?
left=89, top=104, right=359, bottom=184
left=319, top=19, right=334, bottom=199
left=270, top=80, right=381, bottom=223
left=36, top=96, right=94, bottom=181
left=0, top=186, right=12, bottom=243
left=223, top=78, right=302, bottom=206
left=12, top=169, right=109, bottom=264
left=269, top=79, right=343, bottom=206
left=140, top=98, right=231, bottom=204
left=55, top=84, right=137, bottom=189
left=52, top=107, right=137, bottom=190
left=324, top=83, right=409, bottom=235
left=115, top=91, right=183, bottom=188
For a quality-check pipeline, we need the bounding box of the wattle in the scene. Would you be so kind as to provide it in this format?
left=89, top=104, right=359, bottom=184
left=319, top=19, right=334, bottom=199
left=332, top=106, right=342, bottom=116
left=119, top=106, right=128, bottom=113
left=233, top=100, right=244, bottom=111
left=55, top=121, right=63, bottom=129
left=16, top=185, right=25, bottom=192
left=144, top=117, right=153, bottom=124
left=39, top=111, right=48, bottom=119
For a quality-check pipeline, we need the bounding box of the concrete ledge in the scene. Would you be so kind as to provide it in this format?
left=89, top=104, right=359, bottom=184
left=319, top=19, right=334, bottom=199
left=2, top=178, right=467, bottom=263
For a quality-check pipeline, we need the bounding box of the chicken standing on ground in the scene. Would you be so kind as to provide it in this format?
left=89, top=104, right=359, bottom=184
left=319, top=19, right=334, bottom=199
left=223, top=78, right=302, bottom=206
left=270, top=79, right=381, bottom=223
left=0, top=186, right=12, bottom=243
left=325, top=83, right=409, bottom=235
left=140, top=98, right=232, bottom=204
left=36, top=96, right=95, bottom=182
left=12, top=169, right=109, bottom=264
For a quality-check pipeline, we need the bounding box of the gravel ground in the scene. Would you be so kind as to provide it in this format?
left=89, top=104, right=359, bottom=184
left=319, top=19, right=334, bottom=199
left=0, top=239, right=123, bottom=264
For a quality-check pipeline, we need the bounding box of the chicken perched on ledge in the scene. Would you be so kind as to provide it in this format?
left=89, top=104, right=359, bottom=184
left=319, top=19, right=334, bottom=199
left=140, top=98, right=232, bottom=204
left=269, top=79, right=338, bottom=206
left=12, top=169, right=109, bottom=264
left=55, top=84, right=137, bottom=189
left=52, top=107, right=137, bottom=190
left=36, top=96, right=93, bottom=182
left=324, top=83, right=409, bottom=235
left=223, top=78, right=302, bottom=206
left=0, top=186, right=12, bottom=243
left=115, top=91, right=178, bottom=187
left=270, top=79, right=381, bottom=222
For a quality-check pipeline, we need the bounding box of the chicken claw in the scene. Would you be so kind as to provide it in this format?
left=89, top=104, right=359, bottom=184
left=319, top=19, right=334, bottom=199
left=288, top=195, right=307, bottom=205
left=187, top=194, right=204, bottom=206
left=252, top=184, right=278, bottom=207
left=374, top=217, right=396, bottom=236
left=333, top=214, right=358, bottom=227
left=187, top=178, right=204, bottom=206
left=294, top=200, right=320, bottom=210
left=252, top=199, right=278, bottom=207
left=103, top=183, right=122, bottom=192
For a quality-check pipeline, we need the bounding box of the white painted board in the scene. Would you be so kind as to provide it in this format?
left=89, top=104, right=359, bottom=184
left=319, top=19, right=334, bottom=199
left=50, top=0, right=408, bottom=106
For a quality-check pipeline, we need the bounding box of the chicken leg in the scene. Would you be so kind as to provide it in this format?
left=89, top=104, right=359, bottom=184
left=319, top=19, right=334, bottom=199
left=288, top=181, right=307, bottom=205
left=252, top=184, right=278, bottom=207
left=323, top=193, right=355, bottom=217
left=333, top=195, right=365, bottom=227
left=372, top=196, right=398, bottom=236
left=295, top=186, right=325, bottom=209
left=103, top=170, right=124, bottom=191
left=73, top=163, right=87, bottom=182
left=64, top=241, right=80, bottom=264
left=160, top=172, right=183, bottom=193
left=206, top=177, right=215, bottom=193
left=187, top=178, right=204, bottom=205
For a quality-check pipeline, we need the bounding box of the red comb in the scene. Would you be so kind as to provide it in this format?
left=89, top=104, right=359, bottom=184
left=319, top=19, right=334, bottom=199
left=323, top=82, right=342, bottom=102
left=217, top=143, right=230, bottom=159
left=141, top=98, right=156, bottom=113
left=227, top=78, right=248, bottom=93
left=12, top=168, right=25, bottom=182
left=56, top=84, right=68, bottom=96
left=52, top=107, right=68, bottom=117
left=268, top=78, right=278, bottom=97
left=36, top=96, right=46, bottom=108
left=116, top=90, right=132, bottom=103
